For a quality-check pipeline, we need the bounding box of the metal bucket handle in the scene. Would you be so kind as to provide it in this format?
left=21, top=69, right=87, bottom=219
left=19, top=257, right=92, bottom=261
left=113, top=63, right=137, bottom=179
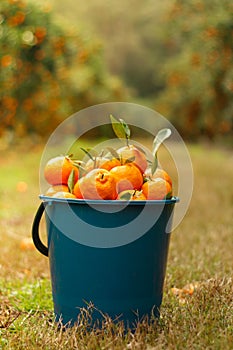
left=32, top=203, right=48, bottom=257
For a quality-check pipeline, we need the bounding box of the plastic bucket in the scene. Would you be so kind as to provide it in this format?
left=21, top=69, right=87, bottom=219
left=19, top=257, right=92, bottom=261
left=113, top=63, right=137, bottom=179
left=32, top=196, right=178, bottom=327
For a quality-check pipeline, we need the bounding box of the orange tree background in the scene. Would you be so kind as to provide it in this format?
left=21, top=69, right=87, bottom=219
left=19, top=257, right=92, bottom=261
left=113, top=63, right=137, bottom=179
left=0, top=0, right=125, bottom=138
left=156, top=0, right=233, bottom=140
left=1, top=0, right=232, bottom=141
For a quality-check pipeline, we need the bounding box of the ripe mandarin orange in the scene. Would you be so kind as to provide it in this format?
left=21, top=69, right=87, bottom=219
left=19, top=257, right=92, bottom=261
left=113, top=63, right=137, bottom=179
left=144, top=167, right=172, bottom=186
left=142, top=178, right=172, bottom=200
left=73, top=168, right=117, bottom=200
left=45, top=185, right=69, bottom=196
left=117, top=145, right=147, bottom=174
left=72, top=181, right=84, bottom=199
left=44, top=156, right=79, bottom=185
left=117, top=189, right=146, bottom=201
left=85, top=157, right=121, bottom=172
left=52, top=191, right=76, bottom=199
left=110, top=163, right=143, bottom=193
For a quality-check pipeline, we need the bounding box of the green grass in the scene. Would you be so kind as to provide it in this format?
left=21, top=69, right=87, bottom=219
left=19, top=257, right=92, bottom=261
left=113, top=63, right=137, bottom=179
left=0, top=141, right=232, bottom=349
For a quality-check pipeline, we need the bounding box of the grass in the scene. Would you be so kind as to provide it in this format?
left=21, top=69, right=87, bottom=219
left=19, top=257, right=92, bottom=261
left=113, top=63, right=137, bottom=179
left=0, top=140, right=232, bottom=349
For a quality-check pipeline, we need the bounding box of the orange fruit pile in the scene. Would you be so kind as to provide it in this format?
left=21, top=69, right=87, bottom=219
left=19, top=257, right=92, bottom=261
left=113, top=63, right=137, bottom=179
left=117, top=145, right=147, bottom=174
left=43, top=147, right=173, bottom=201
left=142, top=178, right=172, bottom=200
left=44, top=156, right=79, bottom=186
left=42, top=116, right=175, bottom=201
left=110, top=163, right=143, bottom=193
left=73, top=168, right=117, bottom=200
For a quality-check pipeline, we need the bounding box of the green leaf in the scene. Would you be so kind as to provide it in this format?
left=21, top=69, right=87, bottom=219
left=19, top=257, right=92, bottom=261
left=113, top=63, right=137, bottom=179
left=78, top=166, right=88, bottom=178
left=72, top=160, right=85, bottom=168
left=80, top=147, right=98, bottom=160
left=106, top=147, right=120, bottom=160
left=98, top=149, right=105, bottom=158
left=124, top=156, right=135, bottom=164
left=152, top=128, right=172, bottom=156
left=110, top=114, right=127, bottom=140
left=165, top=191, right=173, bottom=199
left=151, top=153, right=158, bottom=175
left=118, top=192, right=132, bottom=200
left=68, top=169, right=76, bottom=193
left=72, top=160, right=87, bottom=177
left=119, top=118, right=131, bottom=139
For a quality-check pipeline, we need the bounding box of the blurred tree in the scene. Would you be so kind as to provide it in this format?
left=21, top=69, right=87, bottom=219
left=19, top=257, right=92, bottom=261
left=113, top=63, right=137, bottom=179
left=156, top=0, right=233, bottom=140
left=45, top=0, right=172, bottom=98
left=0, top=0, right=126, bottom=138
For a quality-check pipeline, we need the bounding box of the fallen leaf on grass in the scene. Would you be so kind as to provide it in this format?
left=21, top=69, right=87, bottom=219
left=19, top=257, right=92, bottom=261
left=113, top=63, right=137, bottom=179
left=19, top=237, right=35, bottom=251
left=16, top=181, right=28, bottom=193
left=171, top=282, right=200, bottom=304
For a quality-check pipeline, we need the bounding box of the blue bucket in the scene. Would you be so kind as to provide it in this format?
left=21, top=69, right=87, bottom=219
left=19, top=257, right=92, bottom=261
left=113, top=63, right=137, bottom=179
left=32, top=197, right=178, bottom=328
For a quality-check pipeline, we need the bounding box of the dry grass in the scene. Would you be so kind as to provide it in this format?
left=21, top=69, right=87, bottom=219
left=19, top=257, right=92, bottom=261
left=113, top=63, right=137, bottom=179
left=0, top=141, right=232, bottom=349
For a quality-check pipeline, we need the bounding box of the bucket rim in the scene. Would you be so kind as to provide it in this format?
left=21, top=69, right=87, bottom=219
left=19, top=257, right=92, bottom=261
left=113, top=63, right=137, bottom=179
left=39, top=195, right=179, bottom=205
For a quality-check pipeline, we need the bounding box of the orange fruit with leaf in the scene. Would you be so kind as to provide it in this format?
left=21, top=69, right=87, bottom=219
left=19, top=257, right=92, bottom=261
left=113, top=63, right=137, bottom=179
left=117, top=189, right=146, bottom=201
left=51, top=191, right=76, bottom=199
left=85, top=157, right=121, bottom=172
left=43, top=116, right=174, bottom=201
left=44, top=156, right=79, bottom=186
left=73, top=168, right=117, bottom=200
left=110, top=163, right=143, bottom=193
left=141, top=128, right=173, bottom=199
left=142, top=178, right=172, bottom=200
left=109, top=115, right=148, bottom=174
left=45, top=185, right=69, bottom=196
left=144, top=168, right=172, bottom=187
left=117, top=145, right=147, bottom=174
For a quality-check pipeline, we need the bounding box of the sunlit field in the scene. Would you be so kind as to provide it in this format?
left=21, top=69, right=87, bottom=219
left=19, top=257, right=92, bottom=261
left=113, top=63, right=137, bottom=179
left=0, top=141, right=232, bottom=349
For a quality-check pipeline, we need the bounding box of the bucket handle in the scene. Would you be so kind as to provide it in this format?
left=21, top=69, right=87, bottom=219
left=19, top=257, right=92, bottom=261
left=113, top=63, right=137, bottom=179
left=32, top=202, right=48, bottom=257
